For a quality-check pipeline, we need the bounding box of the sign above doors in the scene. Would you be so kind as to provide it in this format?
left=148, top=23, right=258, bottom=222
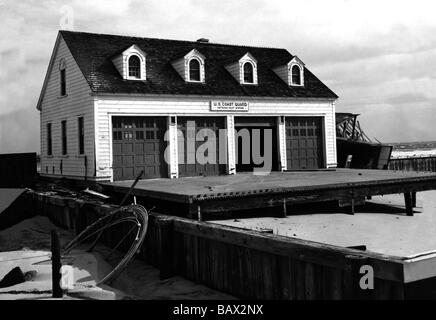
left=210, top=101, right=250, bottom=112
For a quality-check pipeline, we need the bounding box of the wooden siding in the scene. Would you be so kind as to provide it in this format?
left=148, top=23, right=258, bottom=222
left=95, top=96, right=337, bottom=180
left=39, top=36, right=95, bottom=179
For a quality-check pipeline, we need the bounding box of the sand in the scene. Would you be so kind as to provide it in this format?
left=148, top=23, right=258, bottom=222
left=0, top=216, right=234, bottom=300
left=213, top=191, right=436, bottom=258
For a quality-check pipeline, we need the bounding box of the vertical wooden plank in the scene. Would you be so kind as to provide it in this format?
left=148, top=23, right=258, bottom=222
left=270, top=255, right=281, bottom=300
left=305, top=262, right=316, bottom=300
left=244, top=247, right=255, bottom=299
left=251, top=250, right=262, bottom=299
left=158, top=218, right=174, bottom=280
left=185, top=234, right=193, bottom=280
left=238, top=246, right=249, bottom=298
left=197, top=237, right=206, bottom=284
left=329, top=267, right=343, bottom=300
left=373, top=278, right=391, bottom=300
left=277, top=256, right=292, bottom=300
left=390, top=282, right=405, bottom=300
left=293, top=259, right=306, bottom=300
left=215, top=240, right=224, bottom=292
left=261, top=252, right=275, bottom=300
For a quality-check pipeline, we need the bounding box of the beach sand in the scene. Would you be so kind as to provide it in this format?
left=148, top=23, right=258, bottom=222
left=0, top=216, right=234, bottom=300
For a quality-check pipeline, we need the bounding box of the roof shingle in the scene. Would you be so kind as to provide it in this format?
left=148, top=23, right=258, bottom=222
left=60, top=30, right=338, bottom=99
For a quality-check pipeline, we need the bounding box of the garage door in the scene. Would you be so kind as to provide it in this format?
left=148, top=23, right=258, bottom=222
left=112, top=117, right=168, bottom=181
left=286, top=117, right=324, bottom=170
left=235, top=117, right=279, bottom=172
left=178, top=117, right=226, bottom=177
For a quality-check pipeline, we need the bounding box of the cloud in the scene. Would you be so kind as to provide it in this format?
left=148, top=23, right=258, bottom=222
left=0, top=108, right=40, bottom=153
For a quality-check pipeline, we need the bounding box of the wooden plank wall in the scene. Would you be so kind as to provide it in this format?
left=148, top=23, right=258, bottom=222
left=389, top=157, right=436, bottom=173
left=32, top=192, right=407, bottom=300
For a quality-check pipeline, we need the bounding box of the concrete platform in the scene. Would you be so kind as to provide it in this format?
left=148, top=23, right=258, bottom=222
left=102, top=169, right=436, bottom=218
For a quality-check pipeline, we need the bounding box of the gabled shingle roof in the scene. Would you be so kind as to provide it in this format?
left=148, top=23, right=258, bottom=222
left=60, top=30, right=338, bottom=99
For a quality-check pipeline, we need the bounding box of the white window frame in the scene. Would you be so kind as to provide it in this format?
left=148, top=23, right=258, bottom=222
left=187, top=57, right=204, bottom=83
left=184, top=50, right=205, bottom=83
left=242, top=61, right=256, bottom=85
left=126, top=53, right=146, bottom=81
left=289, top=62, right=304, bottom=87
left=239, top=53, right=258, bottom=85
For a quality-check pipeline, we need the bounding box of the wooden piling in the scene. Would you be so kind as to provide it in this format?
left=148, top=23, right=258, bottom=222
left=51, top=230, right=63, bottom=298
left=404, top=193, right=414, bottom=216
left=411, top=192, right=417, bottom=208
left=350, top=198, right=355, bottom=215
left=282, top=199, right=287, bottom=217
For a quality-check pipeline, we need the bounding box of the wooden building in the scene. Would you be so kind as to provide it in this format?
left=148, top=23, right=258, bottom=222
left=37, top=31, right=338, bottom=182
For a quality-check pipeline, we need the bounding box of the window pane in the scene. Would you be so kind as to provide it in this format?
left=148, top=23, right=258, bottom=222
left=78, top=117, right=85, bottom=155
left=62, top=120, right=67, bottom=155
left=243, top=63, right=254, bottom=83
left=292, top=65, right=301, bottom=85
left=136, top=131, right=144, bottom=140
left=60, top=69, right=66, bottom=96
left=124, top=132, right=134, bottom=140
left=189, top=59, right=201, bottom=81
left=47, top=123, right=52, bottom=156
left=128, top=56, right=141, bottom=78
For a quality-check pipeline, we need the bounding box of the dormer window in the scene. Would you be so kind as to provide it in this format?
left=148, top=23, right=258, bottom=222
left=272, top=56, right=305, bottom=87
left=291, top=65, right=302, bottom=86
left=243, top=62, right=254, bottom=84
left=189, top=58, right=201, bottom=82
left=172, top=49, right=205, bottom=83
left=225, top=52, right=258, bottom=85
left=128, top=55, right=141, bottom=79
left=111, top=45, right=146, bottom=81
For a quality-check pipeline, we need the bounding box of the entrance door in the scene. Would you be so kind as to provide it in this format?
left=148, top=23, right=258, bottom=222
left=286, top=117, right=324, bottom=170
left=112, top=117, right=168, bottom=181
left=177, top=117, right=226, bottom=177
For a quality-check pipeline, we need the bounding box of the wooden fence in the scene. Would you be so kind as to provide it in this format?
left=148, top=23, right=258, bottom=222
left=29, top=191, right=415, bottom=300
left=389, top=157, right=436, bottom=173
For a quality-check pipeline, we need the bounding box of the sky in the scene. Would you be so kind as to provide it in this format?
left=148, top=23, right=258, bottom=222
left=1, top=0, right=436, bottom=153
